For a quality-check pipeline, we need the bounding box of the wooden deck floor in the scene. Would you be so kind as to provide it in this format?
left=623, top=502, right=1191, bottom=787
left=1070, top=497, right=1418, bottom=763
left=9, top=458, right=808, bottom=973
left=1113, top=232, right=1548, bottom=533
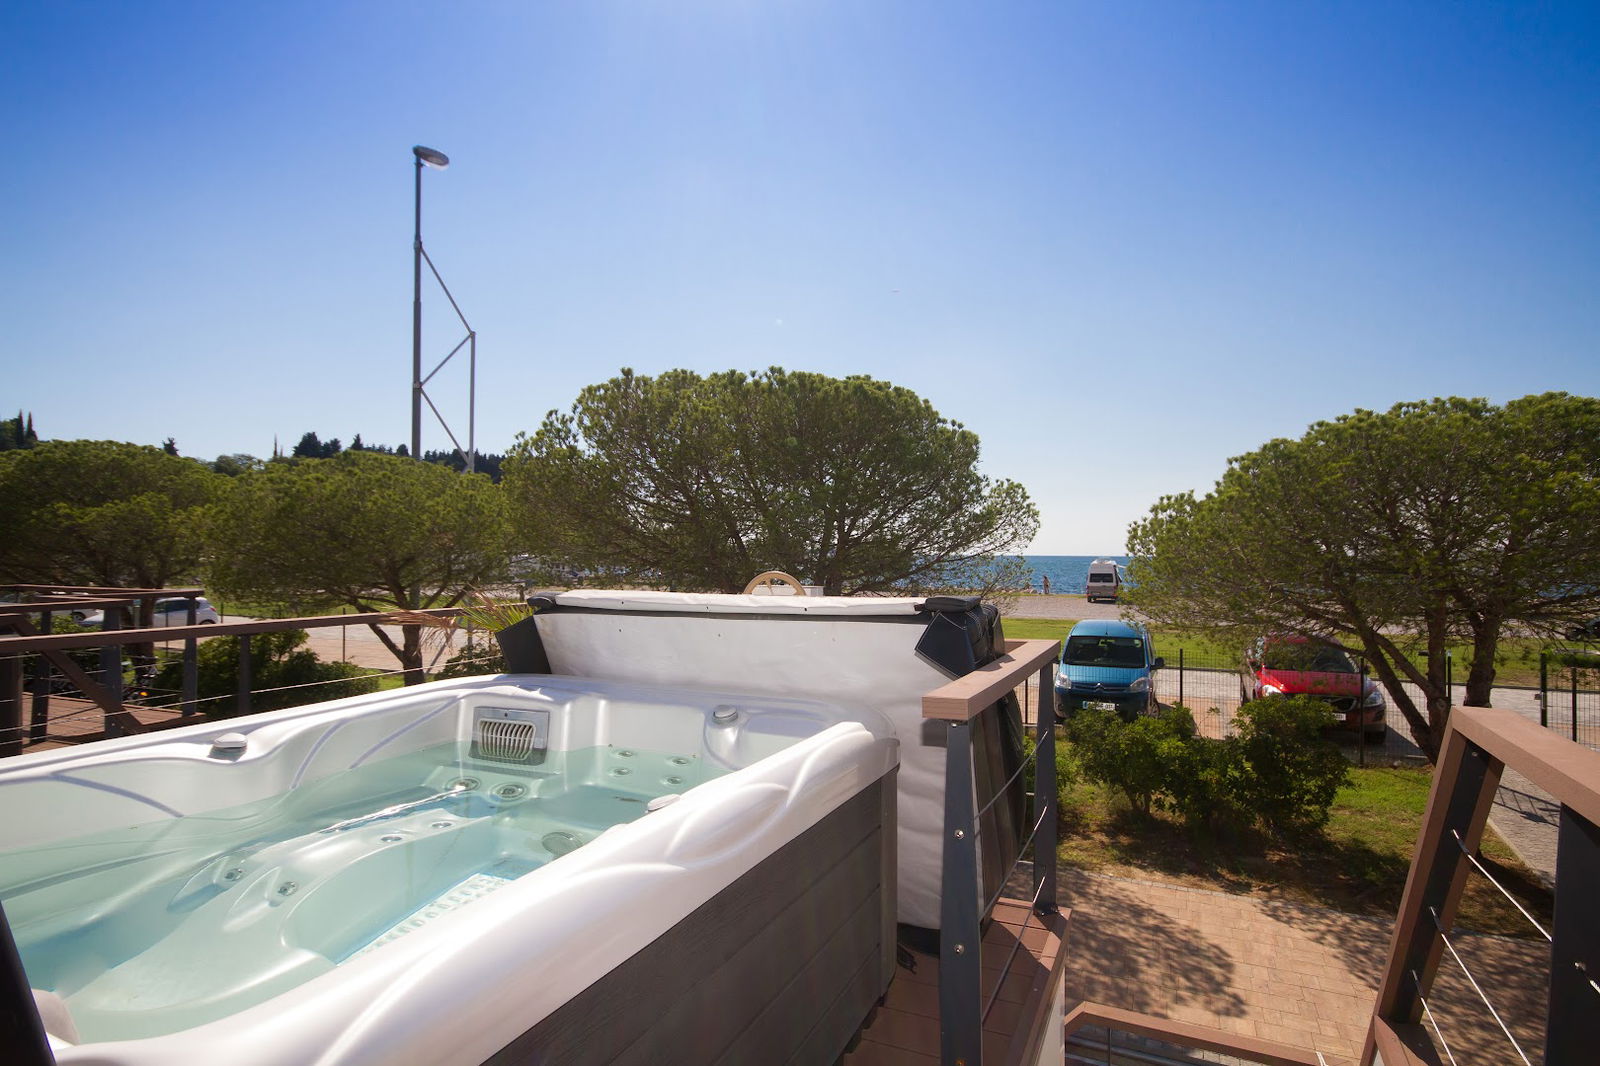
left=13, top=694, right=187, bottom=753
left=845, top=898, right=1070, bottom=1066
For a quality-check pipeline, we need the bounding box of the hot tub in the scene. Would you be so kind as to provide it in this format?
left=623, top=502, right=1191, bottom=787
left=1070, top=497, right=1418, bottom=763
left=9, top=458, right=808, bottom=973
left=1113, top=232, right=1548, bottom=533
left=0, top=675, right=899, bottom=1065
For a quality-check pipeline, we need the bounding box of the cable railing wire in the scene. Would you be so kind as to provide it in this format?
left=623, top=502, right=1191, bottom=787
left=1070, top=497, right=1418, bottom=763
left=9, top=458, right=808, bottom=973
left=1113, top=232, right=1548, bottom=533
left=975, top=756, right=1030, bottom=821
left=1449, top=828, right=1552, bottom=942
left=1426, top=905, right=1533, bottom=1066
left=4, top=652, right=506, bottom=744
left=1413, top=969, right=1460, bottom=1066
left=981, top=804, right=1050, bottom=922
left=981, top=872, right=1050, bottom=1024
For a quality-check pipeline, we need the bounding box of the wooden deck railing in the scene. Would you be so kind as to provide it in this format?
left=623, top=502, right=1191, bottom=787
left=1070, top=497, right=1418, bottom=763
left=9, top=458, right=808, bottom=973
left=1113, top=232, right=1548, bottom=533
left=0, top=607, right=461, bottom=756
left=923, top=637, right=1066, bottom=1066
left=1364, top=704, right=1600, bottom=1065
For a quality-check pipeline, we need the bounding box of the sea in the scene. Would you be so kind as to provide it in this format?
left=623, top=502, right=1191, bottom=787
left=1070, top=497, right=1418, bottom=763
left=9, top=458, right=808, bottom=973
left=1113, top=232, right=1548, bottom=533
left=1018, top=555, right=1130, bottom=596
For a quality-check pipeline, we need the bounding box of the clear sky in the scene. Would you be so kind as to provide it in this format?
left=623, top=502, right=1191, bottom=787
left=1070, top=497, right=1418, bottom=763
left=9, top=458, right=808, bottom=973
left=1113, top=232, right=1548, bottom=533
left=4, top=2, right=1596, bottom=554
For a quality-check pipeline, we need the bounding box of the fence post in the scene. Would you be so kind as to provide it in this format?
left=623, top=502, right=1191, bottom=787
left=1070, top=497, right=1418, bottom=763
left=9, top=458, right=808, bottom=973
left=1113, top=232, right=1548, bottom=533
left=1035, top=661, right=1058, bottom=916
left=1358, top=659, right=1368, bottom=769
left=1540, top=652, right=1549, bottom=729
left=236, top=635, right=253, bottom=717
left=28, top=610, right=50, bottom=743
left=939, top=718, right=982, bottom=1066
left=1178, top=646, right=1184, bottom=709
left=1546, top=806, right=1600, bottom=1062
left=1572, top=664, right=1579, bottom=744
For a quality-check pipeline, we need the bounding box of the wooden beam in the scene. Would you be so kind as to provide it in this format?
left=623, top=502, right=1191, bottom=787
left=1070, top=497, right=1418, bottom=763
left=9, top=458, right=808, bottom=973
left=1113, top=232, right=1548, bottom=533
left=2, top=615, right=143, bottom=735
left=0, top=609, right=463, bottom=654
left=1366, top=1016, right=1447, bottom=1066
left=1063, top=1001, right=1325, bottom=1066
left=1450, top=704, right=1600, bottom=828
left=921, top=639, right=1060, bottom=722
left=1, top=584, right=202, bottom=596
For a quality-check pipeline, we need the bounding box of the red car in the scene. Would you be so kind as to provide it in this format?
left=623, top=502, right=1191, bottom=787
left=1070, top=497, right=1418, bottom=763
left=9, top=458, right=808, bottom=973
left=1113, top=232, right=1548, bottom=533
left=1241, top=636, right=1387, bottom=741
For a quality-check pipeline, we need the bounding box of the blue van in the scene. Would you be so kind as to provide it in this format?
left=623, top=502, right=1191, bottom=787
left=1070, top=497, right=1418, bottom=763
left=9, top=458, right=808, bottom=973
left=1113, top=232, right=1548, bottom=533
left=1053, top=618, right=1164, bottom=722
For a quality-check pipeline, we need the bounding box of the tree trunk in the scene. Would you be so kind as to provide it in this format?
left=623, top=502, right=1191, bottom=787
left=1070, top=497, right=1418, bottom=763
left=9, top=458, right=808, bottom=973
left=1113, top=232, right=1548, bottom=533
left=1365, top=646, right=1439, bottom=761
left=366, top=620, right=427, bottom=686
left=1464, top=615, right=1503, bottom=707
left=400, top=623, right=425, bottom=686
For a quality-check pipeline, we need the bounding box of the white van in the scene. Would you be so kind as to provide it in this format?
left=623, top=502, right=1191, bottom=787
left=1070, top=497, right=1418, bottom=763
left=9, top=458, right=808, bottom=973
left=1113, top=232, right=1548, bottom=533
left=1085, top=559, right=1124, bottom=603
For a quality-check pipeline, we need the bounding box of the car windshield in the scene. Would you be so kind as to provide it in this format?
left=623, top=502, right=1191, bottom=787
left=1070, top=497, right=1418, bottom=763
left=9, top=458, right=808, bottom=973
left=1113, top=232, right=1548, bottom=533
left=1064, top=635, right=1145, bottom=668
left=1262, top=643, right=1356, bottom=673
left=1088, top=574, right=1113, bottom=583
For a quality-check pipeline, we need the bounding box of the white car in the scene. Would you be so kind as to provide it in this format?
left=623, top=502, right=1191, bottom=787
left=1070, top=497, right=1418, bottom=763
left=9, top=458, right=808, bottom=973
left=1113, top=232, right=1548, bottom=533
left=73, top=597, right=220, bottom=628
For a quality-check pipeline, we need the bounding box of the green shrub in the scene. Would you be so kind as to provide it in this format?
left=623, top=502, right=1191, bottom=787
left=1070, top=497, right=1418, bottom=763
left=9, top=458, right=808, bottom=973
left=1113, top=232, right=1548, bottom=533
left=1070, top=705, right=1193, bottom=814
left=1160, top=728, right=1249, bottom=831
left=153, top=629, right=378, bottom=715
left=1233, top=696, right=1350, bottom=837
left=1066, top=698, right=1347, bottom=838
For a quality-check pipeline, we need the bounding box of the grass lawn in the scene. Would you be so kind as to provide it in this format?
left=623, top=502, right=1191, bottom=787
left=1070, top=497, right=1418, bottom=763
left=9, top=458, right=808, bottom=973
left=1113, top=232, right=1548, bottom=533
left=1055, top=762, right=1552, bottom=938
left=1005, top=617, right=1237, bottom=663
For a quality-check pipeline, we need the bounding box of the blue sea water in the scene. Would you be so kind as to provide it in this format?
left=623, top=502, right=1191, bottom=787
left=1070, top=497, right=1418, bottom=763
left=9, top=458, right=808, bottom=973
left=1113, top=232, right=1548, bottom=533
left=1019, top=555, right=1130, bottom=595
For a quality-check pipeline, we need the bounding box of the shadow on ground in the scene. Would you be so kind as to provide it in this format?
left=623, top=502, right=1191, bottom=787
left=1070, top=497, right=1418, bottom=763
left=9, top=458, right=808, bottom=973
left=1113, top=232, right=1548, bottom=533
left=1042, top=868, right=1247, bottom=1019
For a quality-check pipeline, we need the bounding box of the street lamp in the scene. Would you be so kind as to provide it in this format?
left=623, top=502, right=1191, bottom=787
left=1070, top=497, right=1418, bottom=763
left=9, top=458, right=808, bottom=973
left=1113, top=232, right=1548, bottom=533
left=411, top=145, right=449, bottom=462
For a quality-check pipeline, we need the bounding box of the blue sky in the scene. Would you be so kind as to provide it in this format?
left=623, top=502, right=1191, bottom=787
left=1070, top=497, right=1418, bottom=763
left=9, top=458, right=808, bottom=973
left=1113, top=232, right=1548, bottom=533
left=4, top=2, right=1596, bottom=553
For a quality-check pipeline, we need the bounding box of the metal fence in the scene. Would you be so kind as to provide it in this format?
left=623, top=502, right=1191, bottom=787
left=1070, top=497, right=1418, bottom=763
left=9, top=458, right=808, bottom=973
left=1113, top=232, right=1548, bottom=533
left=1537, top=651, right=1600, bottom=749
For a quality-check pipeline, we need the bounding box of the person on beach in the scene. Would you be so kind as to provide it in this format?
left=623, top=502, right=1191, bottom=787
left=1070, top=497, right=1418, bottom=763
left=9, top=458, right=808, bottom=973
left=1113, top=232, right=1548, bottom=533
left=1042, top=575, right=1051, bottom=595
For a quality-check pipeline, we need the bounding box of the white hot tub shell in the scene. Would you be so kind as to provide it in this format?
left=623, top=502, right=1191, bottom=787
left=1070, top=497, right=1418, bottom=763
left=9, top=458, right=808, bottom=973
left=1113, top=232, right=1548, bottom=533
left=0, top=674, right=899, bottom=1065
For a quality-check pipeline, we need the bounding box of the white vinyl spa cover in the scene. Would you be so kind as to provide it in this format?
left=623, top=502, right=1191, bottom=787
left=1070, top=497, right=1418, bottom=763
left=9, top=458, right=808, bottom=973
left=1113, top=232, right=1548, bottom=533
left=529, top=589, right=970, bottom=930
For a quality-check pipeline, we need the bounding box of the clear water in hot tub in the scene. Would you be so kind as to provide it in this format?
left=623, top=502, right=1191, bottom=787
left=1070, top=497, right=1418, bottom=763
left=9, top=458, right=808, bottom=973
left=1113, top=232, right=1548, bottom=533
left=1, top=743, right=725, bottom=1042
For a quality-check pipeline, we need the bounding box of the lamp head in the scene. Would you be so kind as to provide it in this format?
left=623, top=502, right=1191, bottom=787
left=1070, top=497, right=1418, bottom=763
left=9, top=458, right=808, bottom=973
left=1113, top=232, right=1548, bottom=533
left=412, top=145, right=450, bottom=170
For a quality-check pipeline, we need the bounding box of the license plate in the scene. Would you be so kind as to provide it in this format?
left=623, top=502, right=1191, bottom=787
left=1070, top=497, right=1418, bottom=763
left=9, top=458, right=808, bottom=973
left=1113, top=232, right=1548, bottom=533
left=1086, top=700, right=1117, bottom=711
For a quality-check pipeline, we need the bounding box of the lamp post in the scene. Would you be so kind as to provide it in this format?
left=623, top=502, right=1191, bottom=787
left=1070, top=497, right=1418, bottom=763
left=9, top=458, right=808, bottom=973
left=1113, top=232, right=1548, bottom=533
left=411, top=145, right=449, bottom=462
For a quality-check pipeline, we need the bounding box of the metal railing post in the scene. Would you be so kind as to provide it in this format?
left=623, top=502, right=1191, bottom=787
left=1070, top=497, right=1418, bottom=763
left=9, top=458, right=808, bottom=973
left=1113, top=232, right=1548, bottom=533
left=236, top=635, right=252, bottom=717
left=1035, top=662, right=1058, bottom=916
left=1546, top=806, right=1600, bottom=1062
left=181, top=600, right=198, bottom=717
left=939, top=718, right=982, bottom=1066
left=0, top=652, right=22, bottom=760
left=28, top=610, right=50, bottom=743
left=99, top=609, right=124, bottom=735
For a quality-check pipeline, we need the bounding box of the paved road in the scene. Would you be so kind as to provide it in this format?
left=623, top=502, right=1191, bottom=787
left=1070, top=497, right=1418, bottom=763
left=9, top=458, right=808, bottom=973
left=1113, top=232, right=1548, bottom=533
left=1005, top=594, right=1137, bottom=622
left=218, top=615, right=467, bottom=677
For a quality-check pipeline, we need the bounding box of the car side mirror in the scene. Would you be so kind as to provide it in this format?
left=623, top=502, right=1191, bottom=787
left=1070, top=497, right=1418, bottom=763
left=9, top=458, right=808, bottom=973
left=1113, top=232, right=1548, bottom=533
left=1152, top=657, right=1165, bottom=671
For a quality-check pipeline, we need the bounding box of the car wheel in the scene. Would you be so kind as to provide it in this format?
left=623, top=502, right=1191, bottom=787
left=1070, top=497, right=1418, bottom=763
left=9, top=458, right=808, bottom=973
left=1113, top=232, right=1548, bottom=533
left=200, top=619, right=217, bottom=624
left=1364, top=728, right=1387, bottom=743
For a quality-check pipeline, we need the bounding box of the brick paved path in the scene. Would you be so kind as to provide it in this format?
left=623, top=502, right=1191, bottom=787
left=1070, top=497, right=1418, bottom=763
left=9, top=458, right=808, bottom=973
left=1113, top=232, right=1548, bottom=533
left=1056, top=867, right=1548, bottom=1065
